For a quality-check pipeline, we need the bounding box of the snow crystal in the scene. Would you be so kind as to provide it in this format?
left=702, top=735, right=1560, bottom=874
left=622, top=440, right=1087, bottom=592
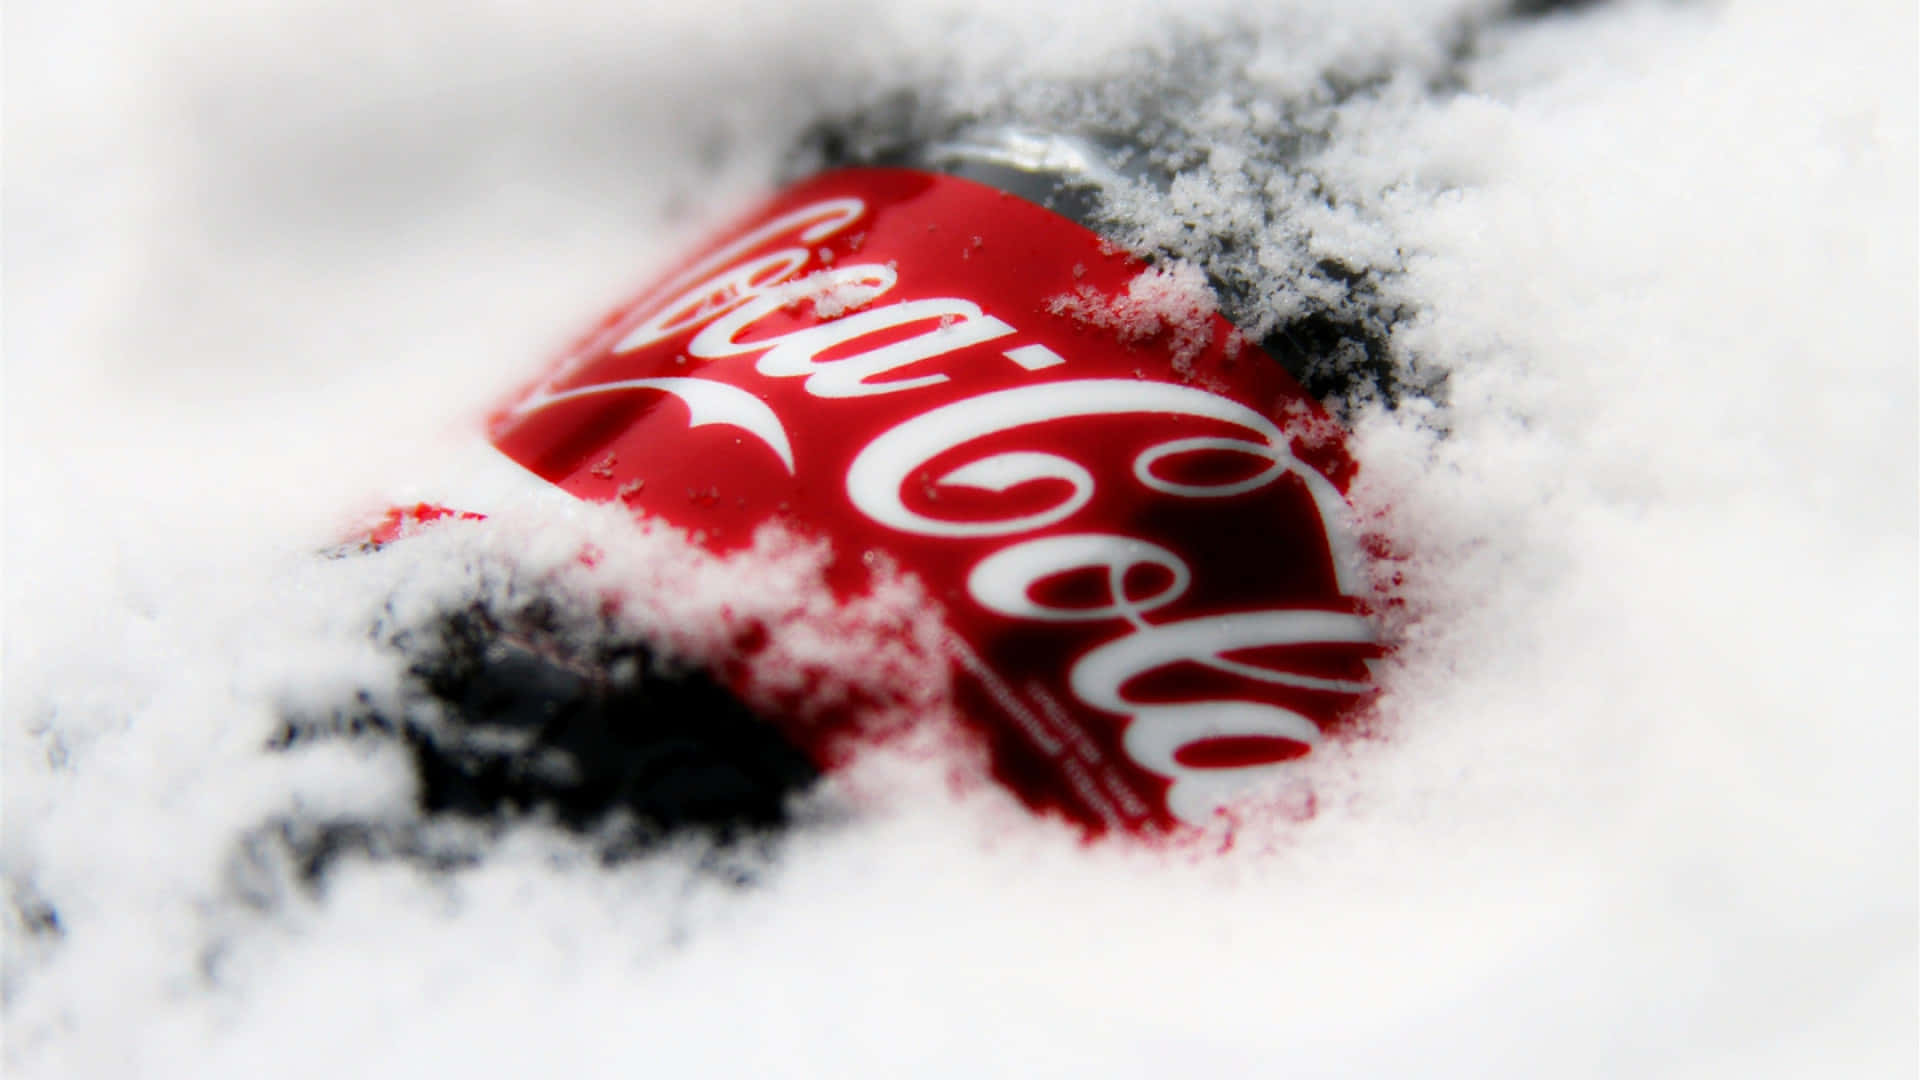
left=1046, top=262, right=1219, bottom=376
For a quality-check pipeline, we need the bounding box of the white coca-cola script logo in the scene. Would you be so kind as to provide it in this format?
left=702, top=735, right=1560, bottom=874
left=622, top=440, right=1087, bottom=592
left=503, top=195, right=1376, bottom=826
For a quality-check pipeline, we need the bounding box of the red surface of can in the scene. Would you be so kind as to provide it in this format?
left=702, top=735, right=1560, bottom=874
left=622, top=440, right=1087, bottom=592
left=486, top=167, right=1381, bottom=834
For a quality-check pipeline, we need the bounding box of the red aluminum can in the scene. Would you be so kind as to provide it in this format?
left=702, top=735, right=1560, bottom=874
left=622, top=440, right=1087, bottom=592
left=462, top=159, right=1382, bottom=835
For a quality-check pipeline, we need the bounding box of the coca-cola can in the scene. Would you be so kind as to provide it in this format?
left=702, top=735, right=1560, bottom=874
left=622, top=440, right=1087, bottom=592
left=421, top=163, right=1382, bottom=836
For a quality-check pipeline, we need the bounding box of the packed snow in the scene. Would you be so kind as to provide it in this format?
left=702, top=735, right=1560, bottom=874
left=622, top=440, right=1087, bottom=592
left=5, top=0, right=1914, bottom=1076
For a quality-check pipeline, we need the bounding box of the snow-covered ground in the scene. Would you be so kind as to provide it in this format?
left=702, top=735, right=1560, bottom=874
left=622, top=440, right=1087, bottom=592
left=5, top=1, right=1915, bottom=1076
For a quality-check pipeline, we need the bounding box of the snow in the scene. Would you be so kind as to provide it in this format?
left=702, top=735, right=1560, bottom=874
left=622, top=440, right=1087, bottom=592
left=5, top=0, right=1915, bottom=1076
left=1046, top=262, right=1220, bottom=375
